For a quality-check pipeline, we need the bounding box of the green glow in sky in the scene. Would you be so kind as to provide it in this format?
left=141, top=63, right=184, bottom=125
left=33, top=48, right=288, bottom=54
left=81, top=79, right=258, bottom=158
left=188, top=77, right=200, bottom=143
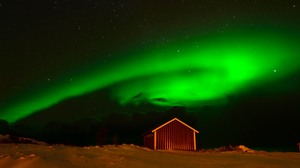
left=1, top=29, right=299, bottom=122
left=111, top=31, right=299, bottom=107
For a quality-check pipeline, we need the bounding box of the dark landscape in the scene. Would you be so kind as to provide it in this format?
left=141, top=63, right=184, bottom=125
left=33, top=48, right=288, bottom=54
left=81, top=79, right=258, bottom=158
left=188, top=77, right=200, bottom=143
left=1, top=0, right=300, bottom=167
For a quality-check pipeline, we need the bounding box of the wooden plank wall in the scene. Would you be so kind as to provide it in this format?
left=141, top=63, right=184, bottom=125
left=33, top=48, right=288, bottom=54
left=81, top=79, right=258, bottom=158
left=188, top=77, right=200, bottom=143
left=144, top=133, right=154, bottom=149
left=156, top=120, right=194, bottom=150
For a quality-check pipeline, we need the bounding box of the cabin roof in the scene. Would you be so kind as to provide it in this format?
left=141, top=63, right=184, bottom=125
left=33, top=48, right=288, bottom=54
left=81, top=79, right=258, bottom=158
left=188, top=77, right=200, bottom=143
left=151, top=117, right=199, bottom=133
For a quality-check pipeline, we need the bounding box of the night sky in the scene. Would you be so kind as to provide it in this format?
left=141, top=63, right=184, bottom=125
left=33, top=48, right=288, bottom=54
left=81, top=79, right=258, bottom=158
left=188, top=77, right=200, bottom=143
left=1, top=0, right=300, bottom=150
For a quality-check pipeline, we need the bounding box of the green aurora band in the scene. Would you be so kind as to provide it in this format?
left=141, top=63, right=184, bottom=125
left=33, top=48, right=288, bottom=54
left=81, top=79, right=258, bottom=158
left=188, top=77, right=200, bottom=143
left=1, top=28, right=300, bottom=123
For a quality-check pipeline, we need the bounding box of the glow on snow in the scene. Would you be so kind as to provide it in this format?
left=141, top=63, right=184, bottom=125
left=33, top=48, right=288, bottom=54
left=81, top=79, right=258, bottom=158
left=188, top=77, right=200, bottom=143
left=1, top=29, right=299, bottom=122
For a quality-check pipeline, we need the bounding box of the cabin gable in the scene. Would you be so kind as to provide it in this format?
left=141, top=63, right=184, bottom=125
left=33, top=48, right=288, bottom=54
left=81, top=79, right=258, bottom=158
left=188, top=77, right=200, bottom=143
left=143, top=118, right=198, bottom=151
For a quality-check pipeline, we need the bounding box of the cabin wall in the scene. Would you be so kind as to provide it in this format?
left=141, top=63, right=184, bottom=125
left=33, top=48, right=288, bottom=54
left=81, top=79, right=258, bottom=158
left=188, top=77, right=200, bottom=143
left=143, top=133, right=154, bottom=149
left=156, top=120, right=195, bottom=150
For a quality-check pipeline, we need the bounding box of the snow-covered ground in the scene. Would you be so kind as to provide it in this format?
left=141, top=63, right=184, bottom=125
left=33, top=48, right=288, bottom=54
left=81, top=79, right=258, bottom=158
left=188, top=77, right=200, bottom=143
left=0, top=144, right=300, bottom=168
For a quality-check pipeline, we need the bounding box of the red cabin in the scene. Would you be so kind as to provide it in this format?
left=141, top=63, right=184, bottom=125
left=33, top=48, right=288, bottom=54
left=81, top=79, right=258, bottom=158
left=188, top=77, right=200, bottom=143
left=143, top=118, right=199, bottom=150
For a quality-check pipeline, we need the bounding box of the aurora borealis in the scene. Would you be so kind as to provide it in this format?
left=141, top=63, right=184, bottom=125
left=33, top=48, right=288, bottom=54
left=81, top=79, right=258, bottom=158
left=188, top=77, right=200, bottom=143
left=1, top=27, right=299, bottom=123
left=111, top=30, right=299, bottom=107
left=1, top=0, right=300, bottom=150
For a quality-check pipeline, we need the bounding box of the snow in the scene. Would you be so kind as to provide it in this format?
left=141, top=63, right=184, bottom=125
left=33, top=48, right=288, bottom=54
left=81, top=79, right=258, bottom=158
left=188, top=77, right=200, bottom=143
left=0, top=144, right=300, bottom=168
